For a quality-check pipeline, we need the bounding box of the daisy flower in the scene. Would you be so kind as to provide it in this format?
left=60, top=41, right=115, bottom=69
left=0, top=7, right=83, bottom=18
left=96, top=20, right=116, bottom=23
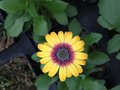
left=37, top=31, right=88, bottom=81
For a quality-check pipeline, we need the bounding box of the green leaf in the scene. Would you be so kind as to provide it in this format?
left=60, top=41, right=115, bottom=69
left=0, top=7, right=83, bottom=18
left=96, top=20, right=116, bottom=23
left=107, top=34, right=120, bottom=54
left=84, top=59, right=103, bottom=75
left=97, top=16, right=112, bottom=30
left=33, top=33, right=46, bottom=43
left=98, top=0, right=120, bottom=30
left=66, top=77, right=83, bottom=90
left=84, top=45, right=89, bottom=53
left=83, top=33, right=102, bottom=46
left=110, top=85, right=120, bottom=90
left=53, top=12, right=68, bottom=25
left=84, top=66, right=103, bottom=76
left=46, top=0, right=68, bottom=13
left=68, top=18, right=82, bottom=35
left=35, top=74, right=58, bottom=90
left=66, top=78, right=77, bottom=90
left=27, top=0, right=38, bottom=18
left=97, top=80, right=105, bottom=85
left=45, top=17, right=52, bottom=31
left=31, top=53, right=40, bottom=62
left=116, top=27, right=120, bottom=33
left=79, top=74, right=86, bottom=80
left=4, top=14, right=15, bottom=29
left=66, top=4, right=78, bottom=17
left=116, top=53, right=120, bottom=60
left=0, top=0, right=26, bottom=14
left=82, top=33, right=102, bottom=53
left=57, top=82, right=68, bottom=90
left=76, top=81, right=83, bottom=90
left=88, top=51, right=109, bottom=65
left=40, top=64, right=44, bottom=70
left=33, top=16, right=48, bottom=35
left=79, top=79, right=107, bottom=90
left=5, top=15, right=25, bottom=37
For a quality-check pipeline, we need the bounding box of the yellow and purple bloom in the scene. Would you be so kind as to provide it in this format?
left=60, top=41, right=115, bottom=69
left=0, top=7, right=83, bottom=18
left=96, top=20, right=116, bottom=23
left=37, top=31, right=88, bottom=81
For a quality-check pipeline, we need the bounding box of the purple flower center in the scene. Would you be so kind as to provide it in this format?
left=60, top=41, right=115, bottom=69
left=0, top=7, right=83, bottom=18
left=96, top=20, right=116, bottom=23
left=57, top=48, right=69, bottom=60
left=51, top=43, right=74, bottom=66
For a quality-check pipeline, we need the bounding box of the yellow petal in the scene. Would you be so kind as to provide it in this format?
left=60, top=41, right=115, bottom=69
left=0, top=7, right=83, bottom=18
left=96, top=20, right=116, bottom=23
left=43, top=42, right=51, bottom=47
left=73, top=62, right=83, bottom=73
left=50, top=32, right=60, bottom=44
left=37, top=52, right=50, bottom=58
left=72, top=41, right=85, bottom=51
left=65, top=32, right=67, bottom=36
left=70, top=35, right=80, bottom=45
left=65, top=32, right=73, bottom=43
left=75, top=53, right=88, bottom=59
left=45, top=34, right=55, bottom=47
left=66, top=66, right=72, bottom=78
left=42, top=61, right=54, bottom=73
left=59, top=67, right=66, bottom=82
left=67, top=64, right=79, bottom=77
left=74, top=59, right=86, bottom=66
left=76, top=47, right=84, bottom=52
left=58, top=31, right=64, bottom=43
left=48, top=63, right=59, bottom=77
left=38, top=44, right=52, bottom=51
left=40, top=57, right=51, bottom=64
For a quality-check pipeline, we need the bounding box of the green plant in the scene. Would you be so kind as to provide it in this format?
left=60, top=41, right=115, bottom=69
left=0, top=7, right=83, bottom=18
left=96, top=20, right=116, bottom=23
left=0, top=0, right=81, bottom=41
left=97, top=0, right=120, bottom=60
left=1, top=0, right=120, bottom=90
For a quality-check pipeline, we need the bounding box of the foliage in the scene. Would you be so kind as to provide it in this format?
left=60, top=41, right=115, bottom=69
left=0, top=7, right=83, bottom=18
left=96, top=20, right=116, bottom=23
left=110, top=85, right=120, bottom=90
left=98, top=0, right=120, bottom=31
left=116, top=53, right=120, bottom=60
left=34, top=74, right=58, bottom=90
left=98, top=0, right=120, bottom=61
left=0, top=0, right=78, bottom=38
left=57, top=77, right=107, bottom=90
left=31, top=53, right=40, bottom=62
left=83, top=33, right=102, bottom=46
left=107, top=34, right=120, bottom=54
left=68, top=18, right=82, bottom=36
left=97, top=0, right=120, bottom=89
left=88, top=51, right=109, bottom=65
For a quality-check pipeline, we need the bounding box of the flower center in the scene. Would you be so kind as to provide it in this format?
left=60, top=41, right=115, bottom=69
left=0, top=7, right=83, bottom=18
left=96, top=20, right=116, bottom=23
left=51, top=43, right=74, bottom=66
left=57, top=48, right=69, bottom=61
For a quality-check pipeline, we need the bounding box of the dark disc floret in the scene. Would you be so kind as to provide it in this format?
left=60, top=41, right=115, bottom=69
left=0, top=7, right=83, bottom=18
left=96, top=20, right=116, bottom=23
left=51, top=43, right=74, bottom=66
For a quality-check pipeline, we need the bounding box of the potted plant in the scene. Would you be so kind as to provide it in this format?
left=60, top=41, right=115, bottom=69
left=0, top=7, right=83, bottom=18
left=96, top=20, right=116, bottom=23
left=0, top=0, right=120, bottom=90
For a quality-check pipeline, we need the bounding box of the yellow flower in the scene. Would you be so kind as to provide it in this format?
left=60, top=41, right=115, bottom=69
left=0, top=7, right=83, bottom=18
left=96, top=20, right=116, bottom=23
left=37, top=31, right=88, bottom=82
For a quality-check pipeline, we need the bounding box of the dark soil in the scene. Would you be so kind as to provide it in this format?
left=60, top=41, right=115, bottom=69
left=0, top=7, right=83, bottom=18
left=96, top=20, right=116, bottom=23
left=0, top=29, right=36, bottom=90
left=0, top=57, right=36, bottom=90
